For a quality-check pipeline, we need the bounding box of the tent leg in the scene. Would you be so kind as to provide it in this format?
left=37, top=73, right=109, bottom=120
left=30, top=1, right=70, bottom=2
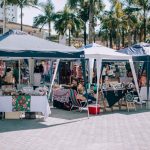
left=129, top=59, right=140, bottom=101
left=146, top=57, right=150, bottom=108
left=81, top=59, right=90, bottom=118
left=29, top=58, right=35, bottom=85
left=48, top=59, right=60, bottom=100
left=96, top=59, right=102, bottom=115
left=89, top=58, right=95, bottom=84
left=19, top=59, right=21, bottom=85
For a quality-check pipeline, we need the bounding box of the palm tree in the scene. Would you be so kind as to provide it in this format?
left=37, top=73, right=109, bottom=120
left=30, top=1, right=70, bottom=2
left=123, top=7, right=139, bottom=45
left=54, top=5, right=83, bottom=46
left=110, top=0, right=140, bottom=46
left=7, top=0, right=38, bottom=31
left=134, top=0, right=150, bottom=41
left=77, top=4, right=89, bottom=45
left=33, top=0, right=54, bottom=40
left=67, top=0, right=89, bottom=45
left=100, top=10, right=117, bottom=48
left=67, top=0, right=104, bottom=44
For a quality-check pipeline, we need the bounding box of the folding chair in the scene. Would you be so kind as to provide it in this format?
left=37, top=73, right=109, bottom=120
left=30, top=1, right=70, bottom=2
left=69, top=89, right=87, bottom=111
left=125, top=92, right=136, bottom=112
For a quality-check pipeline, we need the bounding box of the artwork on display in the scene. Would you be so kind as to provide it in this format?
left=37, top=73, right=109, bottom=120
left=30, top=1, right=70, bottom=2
left=12, top=95, right=31, bottom=112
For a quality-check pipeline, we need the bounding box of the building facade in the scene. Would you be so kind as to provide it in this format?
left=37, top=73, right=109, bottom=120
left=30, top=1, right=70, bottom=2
left=0, top=20, right=48, bottom=38
left=0, top=1, right=17, bottom=22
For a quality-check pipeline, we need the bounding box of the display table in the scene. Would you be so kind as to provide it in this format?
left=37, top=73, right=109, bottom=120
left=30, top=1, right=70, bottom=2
left=52, top=88, right=71, bottom=110
left=103, top=89, right=126, bottom=107
left=53, top=88, right=70, bottom=103
left=0, top=96, right=51, bottom=119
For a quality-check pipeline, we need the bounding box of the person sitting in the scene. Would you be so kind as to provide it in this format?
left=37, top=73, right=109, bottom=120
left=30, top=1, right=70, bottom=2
left=3, top=68, right=15, bottom=84
left=13, top=63, right=19, bottom=84
left=77, top=80, right=96, bottom=103
left=70, top=77, right=78, bottom=92
left=89, top=84, right=97, bottom=97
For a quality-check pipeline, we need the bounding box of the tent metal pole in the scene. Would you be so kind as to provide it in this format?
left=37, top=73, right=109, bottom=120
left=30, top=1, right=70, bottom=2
left=96, top=59, right=102, bottom=115
left=19, top=59, right=21, bottom=85
left=48, top=59, right=60, bottom=100
left=49, top=60, right=53, bottom=83
left=81, top=59, right=90, bottom=118
left=147, top=56, right=149, bottom=102
left=129, top=59, right=141, bottom=100
left=29, top=58, right=34, bottom=85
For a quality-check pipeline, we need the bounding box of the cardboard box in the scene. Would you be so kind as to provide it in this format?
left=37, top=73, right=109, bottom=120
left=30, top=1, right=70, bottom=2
left=5, top=112, right=21, bottom=119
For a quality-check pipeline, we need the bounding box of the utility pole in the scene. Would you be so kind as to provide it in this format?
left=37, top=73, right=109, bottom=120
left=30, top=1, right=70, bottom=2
left=3, top=0, right=6, bottom=34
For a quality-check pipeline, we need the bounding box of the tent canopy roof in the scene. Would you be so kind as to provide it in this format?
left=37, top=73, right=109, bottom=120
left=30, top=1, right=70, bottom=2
left=0, top=30, right=84, bottom=59
left=83, top=43, right=131, bottom=60
left=119, top=42, right=150, bottom=56
left=119, top=43, right=150, bottom=61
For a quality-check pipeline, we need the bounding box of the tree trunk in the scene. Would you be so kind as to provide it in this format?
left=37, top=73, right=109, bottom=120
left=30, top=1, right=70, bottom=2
left=121, top=28, right=125, bottom=48
left=109, top=30, right=113, bottom=48
left=89, top=1, right=94, bottom=44
left=139, top=28, right=142, bottom=42
left=116, top=29, right=120, bottom=50
left=84, top=22, right=87, bottom=46
left=133, top=29, right=137, bottom=44
left=106, top=29, right=109, bottom=47
left=20, top=5, right=23, bottom=31
left=3, top=0, right=6, bottom=34
left=68, top=29, right=71, bottom=46
left=128, top=30, right=132, bottom=46
left=143, top=9, right=146, bottom=42
left=48, top=21, right=51, bottom=40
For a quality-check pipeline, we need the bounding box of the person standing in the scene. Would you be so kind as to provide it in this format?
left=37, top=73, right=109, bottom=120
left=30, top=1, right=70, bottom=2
left=13, top=63, right=19, bottom=85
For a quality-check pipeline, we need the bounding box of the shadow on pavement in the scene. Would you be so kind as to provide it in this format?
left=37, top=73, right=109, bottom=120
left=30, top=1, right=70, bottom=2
left=50, top=108, right=89, bottom=120
left=0, top=108, right=90, bottom=133
left=1, top=107, right=149, bottom=133
left=101, top=107, right=150, bottom=116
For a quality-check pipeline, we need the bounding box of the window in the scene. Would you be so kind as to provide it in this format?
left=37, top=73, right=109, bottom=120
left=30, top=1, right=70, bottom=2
left=0, top=28, right=3, bottom=34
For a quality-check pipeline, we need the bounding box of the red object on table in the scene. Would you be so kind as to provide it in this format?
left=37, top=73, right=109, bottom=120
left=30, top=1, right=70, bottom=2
left=88, top=104, right=100, bottom=115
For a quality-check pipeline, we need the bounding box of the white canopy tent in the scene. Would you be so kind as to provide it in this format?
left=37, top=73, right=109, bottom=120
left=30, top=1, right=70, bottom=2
left=83, top=43, right=140, bottom=104
left=0, top=30, right=90, bottom=117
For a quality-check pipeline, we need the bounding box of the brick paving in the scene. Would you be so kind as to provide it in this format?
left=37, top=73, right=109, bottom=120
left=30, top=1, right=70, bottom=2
left=0, top=108, right=150, bottom=150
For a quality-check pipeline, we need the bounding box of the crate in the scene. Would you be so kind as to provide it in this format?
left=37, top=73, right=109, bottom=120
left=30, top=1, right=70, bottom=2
left=25, top=112, right=36, bottom=119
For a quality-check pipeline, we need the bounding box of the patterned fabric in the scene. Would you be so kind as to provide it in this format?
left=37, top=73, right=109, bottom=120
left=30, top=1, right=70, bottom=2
left=103, top=89, right=126, bottom=107
left=125, top=93, right=134, bottom=102
left=53, top=88, right=70, bottom=103
left=70, top=89, right=81, bottom=107
left=12, top=95, right=31, bottom=111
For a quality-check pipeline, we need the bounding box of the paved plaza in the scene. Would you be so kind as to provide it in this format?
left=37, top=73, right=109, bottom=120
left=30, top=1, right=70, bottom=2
left=0, top=108, right=150, bottom=150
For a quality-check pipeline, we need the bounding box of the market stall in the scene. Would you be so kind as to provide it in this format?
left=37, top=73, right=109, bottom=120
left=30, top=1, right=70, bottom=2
left=0, top=30, right=85, bottom=118
left=119, top=42, right=150, bottom=101
left=83, top=43, right=140, bottom=108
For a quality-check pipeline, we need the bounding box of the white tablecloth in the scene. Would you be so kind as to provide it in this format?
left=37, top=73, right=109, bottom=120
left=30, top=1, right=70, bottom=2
left=0, top=96, right=51, bottom=118
left=140, top=87, right=150, bottom=100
